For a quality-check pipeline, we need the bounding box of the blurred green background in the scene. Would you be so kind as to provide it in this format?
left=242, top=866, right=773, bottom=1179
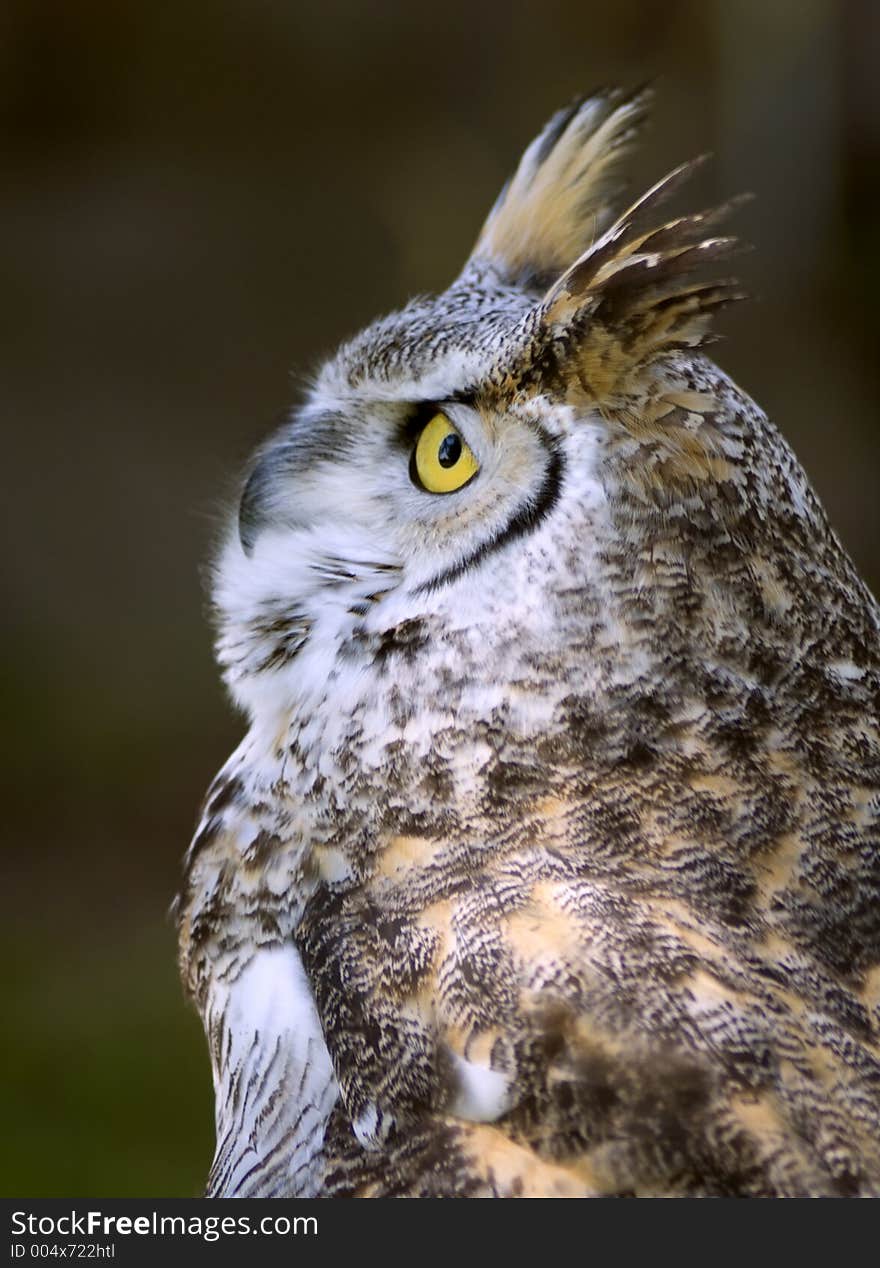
left=3, top=0, right=878, bottom=1196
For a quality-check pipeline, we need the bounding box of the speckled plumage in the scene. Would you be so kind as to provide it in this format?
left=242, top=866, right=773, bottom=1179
left=177, top=90, right=880, bottom=1197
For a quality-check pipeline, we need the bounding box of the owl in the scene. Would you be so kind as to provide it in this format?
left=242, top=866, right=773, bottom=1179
left=176, top=89, right=880, bottom=1197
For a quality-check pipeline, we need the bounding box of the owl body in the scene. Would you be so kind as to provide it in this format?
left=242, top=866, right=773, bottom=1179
left=178, top=92, right=880, bottom=1196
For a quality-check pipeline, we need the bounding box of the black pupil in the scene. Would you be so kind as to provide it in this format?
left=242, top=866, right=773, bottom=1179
left=438, top=433, right=462, bottom=468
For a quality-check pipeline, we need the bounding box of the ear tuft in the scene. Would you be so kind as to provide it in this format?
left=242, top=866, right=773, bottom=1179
left=535, top=161, right=751, bottom=398
left=470, top=87, right=652, bottom=289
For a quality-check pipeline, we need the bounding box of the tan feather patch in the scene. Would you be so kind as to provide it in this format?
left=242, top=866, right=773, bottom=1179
left=472, top=89, right=651, bottom=285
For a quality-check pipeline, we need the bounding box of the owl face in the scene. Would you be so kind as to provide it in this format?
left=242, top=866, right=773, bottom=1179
left=213, top=90, right=750, bottom=723
left=238, top=344, right=568, bottom=598
left=214, top=305, right=608, bottom=724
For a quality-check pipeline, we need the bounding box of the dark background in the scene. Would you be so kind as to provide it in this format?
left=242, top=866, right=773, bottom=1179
left=3, top=0, right=878, bottom=1196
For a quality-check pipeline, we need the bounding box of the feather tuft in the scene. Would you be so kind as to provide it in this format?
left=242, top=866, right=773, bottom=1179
left=471, top=87, right=653, bottom=287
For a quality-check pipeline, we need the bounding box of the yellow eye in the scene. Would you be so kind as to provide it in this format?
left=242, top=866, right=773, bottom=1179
left=412, top=412, right=480, bottom=494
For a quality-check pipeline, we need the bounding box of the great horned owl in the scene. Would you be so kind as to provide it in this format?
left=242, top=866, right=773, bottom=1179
left=176, top=89, right=880, bottom=1197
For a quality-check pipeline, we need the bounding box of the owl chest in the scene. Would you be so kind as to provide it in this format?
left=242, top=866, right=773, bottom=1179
left=294, top=783, right=609, bottom=1135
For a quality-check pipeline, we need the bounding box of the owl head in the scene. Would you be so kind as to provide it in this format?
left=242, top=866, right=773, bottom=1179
left=212, top=89, right=782, bottom=730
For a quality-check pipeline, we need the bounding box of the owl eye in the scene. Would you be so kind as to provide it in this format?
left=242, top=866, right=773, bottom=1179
left=411, top=412, right=480, bottom=494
